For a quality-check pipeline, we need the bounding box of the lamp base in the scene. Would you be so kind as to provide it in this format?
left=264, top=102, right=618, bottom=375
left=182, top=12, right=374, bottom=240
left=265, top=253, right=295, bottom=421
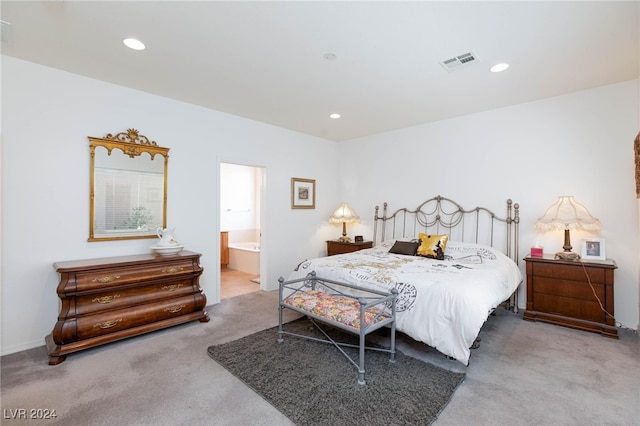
left=337, top=236, right=352, bottom=243
left=554, top=251, right=580, bottom=261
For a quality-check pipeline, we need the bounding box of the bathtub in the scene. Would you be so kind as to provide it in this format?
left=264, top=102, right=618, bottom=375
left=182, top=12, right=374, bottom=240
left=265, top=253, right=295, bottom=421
left=228, top=241, right=260, bottom=275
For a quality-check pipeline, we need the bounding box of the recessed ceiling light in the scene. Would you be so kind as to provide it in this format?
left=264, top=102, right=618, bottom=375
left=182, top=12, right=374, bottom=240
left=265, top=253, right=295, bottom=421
left=329, top=113, right=341, bottom=119
left=123, top=38, right=145, bottom=51
left=490, top=63, right=509, bottom=73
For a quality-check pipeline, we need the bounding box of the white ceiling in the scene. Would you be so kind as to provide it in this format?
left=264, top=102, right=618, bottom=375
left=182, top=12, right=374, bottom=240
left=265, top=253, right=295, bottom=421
left=2, top=1, right=638, bottom=141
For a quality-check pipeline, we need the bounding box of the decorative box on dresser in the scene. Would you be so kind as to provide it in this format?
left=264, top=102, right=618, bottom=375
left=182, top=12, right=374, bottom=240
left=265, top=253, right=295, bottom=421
left=523, top=255, right=617, bottom=338
left=326, top=240, right=373, bottom=256
left=46, top=251, right=209, bottom=365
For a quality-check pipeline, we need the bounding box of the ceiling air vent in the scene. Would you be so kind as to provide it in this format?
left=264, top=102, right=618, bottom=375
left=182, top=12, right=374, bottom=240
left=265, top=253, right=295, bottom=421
left=440, top=51, right=479, bottom=73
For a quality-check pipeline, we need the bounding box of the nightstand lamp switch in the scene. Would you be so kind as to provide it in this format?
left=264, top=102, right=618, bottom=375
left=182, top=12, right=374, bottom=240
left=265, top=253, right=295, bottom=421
left=329, top=202, right=360, bottom=242
left=535, top=196, right=601, bottom=261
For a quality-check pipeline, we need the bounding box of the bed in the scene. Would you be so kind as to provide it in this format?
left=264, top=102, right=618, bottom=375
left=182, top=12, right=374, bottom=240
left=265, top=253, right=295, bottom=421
left=286, top=196, right=522, bottom=365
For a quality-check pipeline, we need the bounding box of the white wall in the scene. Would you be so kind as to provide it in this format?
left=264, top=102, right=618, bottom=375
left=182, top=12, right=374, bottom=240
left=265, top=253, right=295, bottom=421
left=338, top=80, right=639, bottom=330
left=0, top=56, right=339, bottom=354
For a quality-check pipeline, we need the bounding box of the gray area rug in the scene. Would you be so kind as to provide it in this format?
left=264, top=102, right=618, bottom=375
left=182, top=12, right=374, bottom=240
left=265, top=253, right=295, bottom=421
left=207, top=318, right=465, bottom=426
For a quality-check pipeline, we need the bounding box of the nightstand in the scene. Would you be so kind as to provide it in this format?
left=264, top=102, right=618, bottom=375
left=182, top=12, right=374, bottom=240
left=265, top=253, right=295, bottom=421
left=326, top=240, right=373, bottom=256
left=523, top=255, right=617, bottom=338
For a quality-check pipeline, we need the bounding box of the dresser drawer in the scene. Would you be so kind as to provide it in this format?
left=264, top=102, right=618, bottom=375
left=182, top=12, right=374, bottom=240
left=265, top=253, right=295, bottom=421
left=530, top=262, right=605, bottom=283
left=74, top=294, right=198, bottom=341
left=532, top=277, right=604, bottom=301
left=327, top=241, right=373, bottom=256
left=73, top=279, right=196, bottom=316
left=74, top=260, right=197, bottom=292
left=533, top=293, right=605, bottom=323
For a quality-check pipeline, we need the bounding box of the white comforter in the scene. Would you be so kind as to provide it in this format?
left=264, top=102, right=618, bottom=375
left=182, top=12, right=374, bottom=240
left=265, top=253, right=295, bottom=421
left=287, top=240, right=522, bottom=364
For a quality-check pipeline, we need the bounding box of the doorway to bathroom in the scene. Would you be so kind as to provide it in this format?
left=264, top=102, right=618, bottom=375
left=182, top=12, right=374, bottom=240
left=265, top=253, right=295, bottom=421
left=220, top=162, right=263, bottom=299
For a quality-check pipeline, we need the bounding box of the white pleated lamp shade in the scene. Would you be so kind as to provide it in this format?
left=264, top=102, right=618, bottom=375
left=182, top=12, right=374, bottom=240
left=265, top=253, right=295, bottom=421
left=329, top=203, right=360, bottom=224
left=535, top=196, right=601, bottom=231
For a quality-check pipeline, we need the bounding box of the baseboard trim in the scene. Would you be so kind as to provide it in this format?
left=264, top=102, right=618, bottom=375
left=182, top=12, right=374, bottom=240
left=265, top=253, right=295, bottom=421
left=1, top=339, right=45, bottom=357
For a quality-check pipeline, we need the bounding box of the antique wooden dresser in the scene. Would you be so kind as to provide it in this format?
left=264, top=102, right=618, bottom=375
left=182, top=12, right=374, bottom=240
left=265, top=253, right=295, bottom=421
left=46, top=251, right=208, bottom=365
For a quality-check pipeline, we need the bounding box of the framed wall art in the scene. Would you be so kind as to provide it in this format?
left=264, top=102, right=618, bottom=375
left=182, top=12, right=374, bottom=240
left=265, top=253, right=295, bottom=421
left=291, top=177, right=315, bottom=209
left=581, top=238, right=605, bottom=261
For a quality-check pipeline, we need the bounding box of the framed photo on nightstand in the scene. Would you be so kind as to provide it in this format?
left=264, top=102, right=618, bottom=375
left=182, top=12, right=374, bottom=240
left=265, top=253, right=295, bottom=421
left=581, top=238, right=605, bottom=260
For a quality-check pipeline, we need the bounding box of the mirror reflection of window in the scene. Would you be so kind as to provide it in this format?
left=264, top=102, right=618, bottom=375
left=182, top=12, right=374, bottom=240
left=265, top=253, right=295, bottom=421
left=94, top=148, right=164, bottom=235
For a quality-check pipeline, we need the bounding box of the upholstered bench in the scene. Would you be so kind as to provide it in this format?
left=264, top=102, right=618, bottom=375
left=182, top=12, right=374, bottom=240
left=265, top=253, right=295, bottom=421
left=278, top=271, right=397, bottom=385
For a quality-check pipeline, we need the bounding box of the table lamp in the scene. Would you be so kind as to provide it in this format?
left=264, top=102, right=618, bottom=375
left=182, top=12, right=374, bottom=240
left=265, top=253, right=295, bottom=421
left=535, top=196, right=601, bottom=260
left=329, top=202, right=360, bottom=242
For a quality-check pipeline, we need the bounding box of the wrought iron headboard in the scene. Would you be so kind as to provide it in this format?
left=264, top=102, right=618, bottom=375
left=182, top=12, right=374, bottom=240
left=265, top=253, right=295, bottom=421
left=373, top=196, right=520, bottom=264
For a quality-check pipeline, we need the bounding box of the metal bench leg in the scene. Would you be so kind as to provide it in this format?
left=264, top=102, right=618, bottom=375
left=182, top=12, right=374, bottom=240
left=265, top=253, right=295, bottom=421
left=389, top=299, right=397, bottom=363
left=277, top=304, right=284, bottom=343
left=358, top=331, right=366, bottom=385
left=277, top=277, right=284, bottom=343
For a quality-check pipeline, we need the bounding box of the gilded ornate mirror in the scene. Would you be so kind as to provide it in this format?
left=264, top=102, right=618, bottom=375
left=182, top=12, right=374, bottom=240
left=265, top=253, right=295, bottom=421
left=89, top=129, right=169, bottom=241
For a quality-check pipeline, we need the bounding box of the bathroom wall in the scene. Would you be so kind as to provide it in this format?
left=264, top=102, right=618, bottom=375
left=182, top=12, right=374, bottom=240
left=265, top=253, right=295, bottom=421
left=220, top=163, right=261, bottom=244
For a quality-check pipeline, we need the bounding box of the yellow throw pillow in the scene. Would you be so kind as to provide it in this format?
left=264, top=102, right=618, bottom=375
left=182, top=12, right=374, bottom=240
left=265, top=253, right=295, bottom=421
left=417, top=233, right=449, bottom=260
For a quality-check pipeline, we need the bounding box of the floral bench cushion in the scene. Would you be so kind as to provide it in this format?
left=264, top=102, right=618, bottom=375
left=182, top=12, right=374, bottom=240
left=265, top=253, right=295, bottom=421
left=284, top=290, right=389, bottom=330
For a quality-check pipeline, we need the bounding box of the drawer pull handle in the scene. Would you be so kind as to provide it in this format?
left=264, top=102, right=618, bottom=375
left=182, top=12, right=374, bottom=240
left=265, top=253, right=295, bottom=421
left=92, top=295, right=121, bottom=304
left=93, top=319, right=122, bottom=329
left=162, top=266, right=184, bottom=274
left=92, top=275, right=121, bottom=284
left=165, top=304, right=186, bottom=314
left=162, top=284, right=183, bottom=292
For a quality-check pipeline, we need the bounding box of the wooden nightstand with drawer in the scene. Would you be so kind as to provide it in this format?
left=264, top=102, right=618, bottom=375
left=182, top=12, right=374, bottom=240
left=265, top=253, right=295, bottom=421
left=523, top=255, right=617, bottom=338
left=326, top=240, right=373, bottom=256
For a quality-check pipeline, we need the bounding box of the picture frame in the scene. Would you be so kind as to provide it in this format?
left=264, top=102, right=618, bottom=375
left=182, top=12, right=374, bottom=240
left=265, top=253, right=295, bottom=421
left=581, top=238, right=605, bottom=261
left=291, top=177, right=316, bottom=209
